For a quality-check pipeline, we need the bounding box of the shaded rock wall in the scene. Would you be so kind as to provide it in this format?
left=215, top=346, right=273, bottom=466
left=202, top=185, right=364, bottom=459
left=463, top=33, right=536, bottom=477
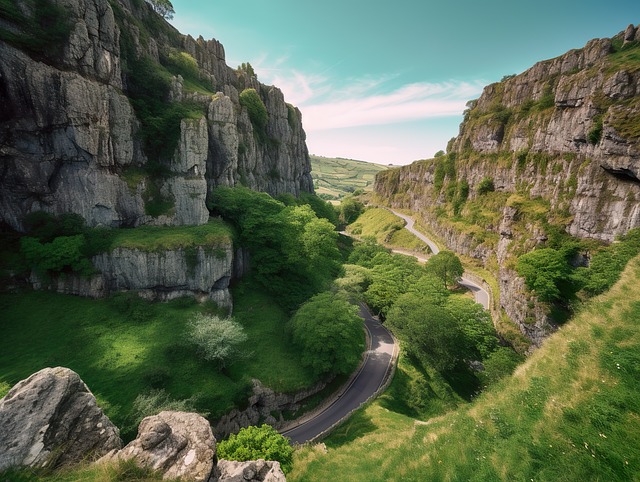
left=0, top=0, right=312, bottom=231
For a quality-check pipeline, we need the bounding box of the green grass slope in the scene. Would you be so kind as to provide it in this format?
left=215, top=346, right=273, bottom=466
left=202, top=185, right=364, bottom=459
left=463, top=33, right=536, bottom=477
left=310, top=155, right=388, bottom=200
left=291, top=255, right=640, bottom=481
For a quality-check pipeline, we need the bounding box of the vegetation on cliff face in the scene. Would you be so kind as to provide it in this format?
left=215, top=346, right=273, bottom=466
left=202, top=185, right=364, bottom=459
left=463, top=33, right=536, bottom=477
left=374, top=30, right=640, bottom=343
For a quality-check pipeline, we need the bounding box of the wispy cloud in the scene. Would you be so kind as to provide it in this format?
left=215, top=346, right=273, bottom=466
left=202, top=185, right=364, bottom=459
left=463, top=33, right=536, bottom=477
left=253, top=57, right=485, bottom=132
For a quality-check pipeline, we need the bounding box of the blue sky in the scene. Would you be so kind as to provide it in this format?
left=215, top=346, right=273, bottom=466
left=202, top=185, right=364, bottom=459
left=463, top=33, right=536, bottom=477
left=170, top=1, right=639, bottom=164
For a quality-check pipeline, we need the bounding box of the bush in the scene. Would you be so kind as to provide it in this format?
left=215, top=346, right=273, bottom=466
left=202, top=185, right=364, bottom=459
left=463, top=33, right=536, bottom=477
left=239, top=88, right=268, bottom=131
left=186, top=313, right=248, bottom=370
left=290, top=292, right=365, bottom=378
left=339, top=197, right=365, bottom=225
left=516, top=248, right=575, bottom=302
left=217, top=424, right=294, bottom=473
left=588, top=115, right=604, bottom=145
left=477, top=177, right=495, bottom=195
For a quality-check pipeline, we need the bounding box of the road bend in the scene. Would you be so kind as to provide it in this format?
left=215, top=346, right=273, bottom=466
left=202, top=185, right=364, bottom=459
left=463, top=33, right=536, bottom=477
left=281, top=305, right=395, bottom=444
left=389, top=209, right=490, bottom=310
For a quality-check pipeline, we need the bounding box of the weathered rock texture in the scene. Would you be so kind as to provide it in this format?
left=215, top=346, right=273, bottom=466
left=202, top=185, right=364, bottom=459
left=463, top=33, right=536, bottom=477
left=214, top=459, right=286, bottom=482
left=30, top=243, right=235, bottom=307
left=213, top=379, right=328, bottom=439
left=375, top=26, right=640, bottom=346
left=0, top=0, right=312, bottom=231
left=0, top=367, right=121, bottom=471
left=101, top=411, right=216, bottom=482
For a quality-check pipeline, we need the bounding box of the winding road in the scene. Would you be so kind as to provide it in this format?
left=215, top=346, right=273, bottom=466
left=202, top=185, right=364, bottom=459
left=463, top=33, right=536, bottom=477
left=280, top=209, right=489, bottom=444
left=281, top=305, right=396, bottom=444
left=390, top=210, right=490, bottom=310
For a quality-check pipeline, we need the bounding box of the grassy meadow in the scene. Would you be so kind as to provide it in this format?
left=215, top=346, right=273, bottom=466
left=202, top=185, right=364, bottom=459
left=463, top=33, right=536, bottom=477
left=347, top=208, right=431, bottom=254
left=290, top=255, right=640, bottom=481
left=310, top=155, right=388, bottom=200
left=0, top=280, right=316, bottom=441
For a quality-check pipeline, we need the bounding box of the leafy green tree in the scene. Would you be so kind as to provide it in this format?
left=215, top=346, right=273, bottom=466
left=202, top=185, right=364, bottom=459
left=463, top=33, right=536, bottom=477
left=237, top=62, right=256, bottom=78
left=387, top=296, right=464, bottom=372
left=516, top=248, right=574, bottom=302
left=446, top=297, right=498, bottom=359
left=425, top=250, right=464, bottom=289
left=479, top=347, right=524, bottom=386
left=339, top=197, right=365, bottom=225
left=20, top=235, right=93, bottom=276
left=186, top=313, right=248, bottom=370
left=290, top=292, right=365, bottom=378
left=144, top=0, right=174, bottom=19
left=347, top=237, right=389, bottom=268
left=217, top=425, right=293, bottom=473
left=364, top=252, right=422, bottom=316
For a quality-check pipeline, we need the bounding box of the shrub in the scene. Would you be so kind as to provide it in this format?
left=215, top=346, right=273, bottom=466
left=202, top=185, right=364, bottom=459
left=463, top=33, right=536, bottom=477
left=516, top=248, right=573, bottom=302
left=477, top=177, right=495, bottom=195
left=217, top=424, right=294, bottom=473
left=186, top=313, right=248, bottom=370
left=239, top=88, right=268, bottom=131
left=588, top=115, right=604, bottom=145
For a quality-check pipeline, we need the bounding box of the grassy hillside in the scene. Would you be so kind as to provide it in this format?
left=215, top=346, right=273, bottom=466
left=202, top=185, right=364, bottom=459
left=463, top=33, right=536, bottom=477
left=290, top=255, right=640, bottom=481
left=0, top=282, right=317, bottom=441
left=310, top=155, right=388, bottom=200
left=347, top=207, right=431, bottom=254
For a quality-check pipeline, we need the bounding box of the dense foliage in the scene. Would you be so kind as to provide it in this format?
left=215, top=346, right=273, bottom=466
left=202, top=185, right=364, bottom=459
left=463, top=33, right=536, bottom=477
left=217, top=425, right=294, bottom=473
left=186, top=314, right=248, bottom=370
left=289, top=292, right=365, bottom=378
left=239, top=88, right=268, bottom=134
left=424, top=250, right=464, bottom=288
left=208, top=187, right=341, bottom=308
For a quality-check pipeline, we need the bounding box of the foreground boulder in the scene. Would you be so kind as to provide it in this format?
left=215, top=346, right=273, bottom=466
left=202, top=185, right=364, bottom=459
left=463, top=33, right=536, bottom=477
left=101, top=411, right=216, bottom=481
left=0, top=367, right=122, bottom=471
left=214, top=459, right=286, bottom=482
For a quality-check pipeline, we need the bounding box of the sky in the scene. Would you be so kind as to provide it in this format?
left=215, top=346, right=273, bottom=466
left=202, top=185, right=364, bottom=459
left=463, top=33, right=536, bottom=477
left=169, top=1, right=639, bottom=165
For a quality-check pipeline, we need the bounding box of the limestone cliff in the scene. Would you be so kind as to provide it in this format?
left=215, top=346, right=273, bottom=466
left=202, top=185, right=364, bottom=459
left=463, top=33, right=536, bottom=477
left=375, top=25, right=640, bottom=346
left=0, top=0, right=312, bottom=231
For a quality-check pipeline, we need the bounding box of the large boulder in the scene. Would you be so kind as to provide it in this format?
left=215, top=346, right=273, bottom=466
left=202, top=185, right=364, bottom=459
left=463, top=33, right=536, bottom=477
left=101, top=411, right=216, bottom=481
left=214, top=459, right=286, bottom=482
left=0, top=367, right=122, bottom=471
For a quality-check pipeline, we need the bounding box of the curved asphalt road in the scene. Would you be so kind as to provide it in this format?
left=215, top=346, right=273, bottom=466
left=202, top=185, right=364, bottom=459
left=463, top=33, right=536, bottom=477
left=390, top=209, right=490, bottom=310
left=281, top=305, right=395, bottom=445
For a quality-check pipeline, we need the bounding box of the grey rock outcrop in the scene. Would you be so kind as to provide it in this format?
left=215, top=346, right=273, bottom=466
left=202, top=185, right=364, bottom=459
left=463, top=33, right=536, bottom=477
left=0, top=0, right=313, bottom=232
left=375, top=26, right=640, bottom=346
left=214, top=459, right=286, bottom=482
left=0, top=367, right=121, bottom=471
left=100, top=411, right=216, bottom=482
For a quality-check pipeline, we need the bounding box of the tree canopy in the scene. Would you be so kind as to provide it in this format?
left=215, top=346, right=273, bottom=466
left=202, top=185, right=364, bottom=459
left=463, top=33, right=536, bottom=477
left=425, top=250, right=464, bottom=288
left=289, top=292, right=365, bottom=378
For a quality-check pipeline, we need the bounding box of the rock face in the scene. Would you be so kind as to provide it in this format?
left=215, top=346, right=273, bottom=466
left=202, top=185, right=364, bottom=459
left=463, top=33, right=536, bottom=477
left=214, top=459, right=286, bottom=482
left=0, top=367, right=121, bottom=471
left=93, top=244, right=234, bottom=307
left=374, top=26, right=640, bottom=346
left=0, top=0, right=313, bottom=231
left=213, top=379, right=328, bottom=439
left=101, top=411, right=216, bottom=482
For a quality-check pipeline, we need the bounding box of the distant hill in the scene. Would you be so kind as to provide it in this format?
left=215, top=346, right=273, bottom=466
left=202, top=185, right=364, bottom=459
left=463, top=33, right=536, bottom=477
left=310, top=155, right=389, bottom=200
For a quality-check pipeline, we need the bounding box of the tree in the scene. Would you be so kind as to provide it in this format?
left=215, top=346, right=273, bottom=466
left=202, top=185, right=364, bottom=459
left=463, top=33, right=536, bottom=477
left=290, top=292, right=365, bottom=378
left=387, top=296, right=464, bottom=372
left=446, top=297, right=498, bottom=359
left=145, top=0, right=174, bottom=19
left=425, top=250, right=464, bottom=289
left=516, top=248, right=573, bottom=302
left=339, top=197, right=365, bottom=225
left=186, top=314, right=248, bottom=370
left=237, top=62, right=256, bottom=78
left=217, top=425, right=293, bottom=473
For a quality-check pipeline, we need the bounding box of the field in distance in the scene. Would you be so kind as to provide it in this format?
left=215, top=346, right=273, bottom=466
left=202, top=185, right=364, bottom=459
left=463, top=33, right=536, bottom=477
left=310, top=155, right=389, bottom=200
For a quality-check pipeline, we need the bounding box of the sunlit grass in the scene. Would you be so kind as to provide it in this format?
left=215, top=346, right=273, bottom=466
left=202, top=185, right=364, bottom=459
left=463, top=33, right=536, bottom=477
left=291, top=256, right=640, bottom=481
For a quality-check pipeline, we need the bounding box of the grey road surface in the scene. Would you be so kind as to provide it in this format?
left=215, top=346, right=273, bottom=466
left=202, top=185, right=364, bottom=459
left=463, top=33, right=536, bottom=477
left=389, top=209, right=490, bottom=310
left=281, top=305, right=395, bottom=444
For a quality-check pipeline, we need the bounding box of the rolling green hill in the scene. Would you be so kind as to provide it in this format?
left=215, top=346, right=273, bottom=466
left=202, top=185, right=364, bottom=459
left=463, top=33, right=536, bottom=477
left=310, top=155, right=389, bottom=200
